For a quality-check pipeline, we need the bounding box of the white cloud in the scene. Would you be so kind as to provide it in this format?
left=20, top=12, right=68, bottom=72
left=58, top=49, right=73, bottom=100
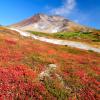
left=50, top=0, right=76, bottom=16
left=47, top=0, right=96, bottom=28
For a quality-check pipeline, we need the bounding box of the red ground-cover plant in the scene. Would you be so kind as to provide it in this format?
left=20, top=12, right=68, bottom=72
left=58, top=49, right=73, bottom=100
left=0, top=28, right=100, bottom=99
left=91, top=66, right=100, bottom=74
left=78, top=87, right=97, bottom=100
left=0, top=65, right=51, bottom=100
left=4, top=38, right=17, bottom=45
left=0, top=49, right=23, bottom=62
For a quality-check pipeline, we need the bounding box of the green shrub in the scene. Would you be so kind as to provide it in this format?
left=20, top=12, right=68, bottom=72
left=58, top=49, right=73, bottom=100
left=43, top=78, right=70, bottom=100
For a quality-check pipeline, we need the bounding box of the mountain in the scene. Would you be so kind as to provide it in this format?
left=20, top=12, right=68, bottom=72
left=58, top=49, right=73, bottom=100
left=11, top=14, right=94, bottom=33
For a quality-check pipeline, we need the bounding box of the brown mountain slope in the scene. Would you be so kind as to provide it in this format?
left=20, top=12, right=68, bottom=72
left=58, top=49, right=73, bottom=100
left=11, top=14, right=94, bottom=33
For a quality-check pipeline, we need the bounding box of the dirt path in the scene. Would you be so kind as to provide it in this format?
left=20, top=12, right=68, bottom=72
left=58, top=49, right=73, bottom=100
left=10, top=28, right=100, bottom=53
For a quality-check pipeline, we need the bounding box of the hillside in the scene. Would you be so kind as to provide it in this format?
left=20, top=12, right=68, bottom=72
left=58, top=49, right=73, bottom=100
left=0, top=26, right=99, bottom=99
left=11, top=14, right=94, bottom=33
left=29, top=31, right=100, bottom=46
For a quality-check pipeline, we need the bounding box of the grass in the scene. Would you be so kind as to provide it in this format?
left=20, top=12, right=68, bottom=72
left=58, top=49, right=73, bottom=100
left=44, top=78, right=69, bottom=100
left=53, top=32, right=100, bottom=41
left=29, top=31, right=100, bottom=43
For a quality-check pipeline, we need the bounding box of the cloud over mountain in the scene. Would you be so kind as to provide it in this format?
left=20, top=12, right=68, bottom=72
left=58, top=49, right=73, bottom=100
left=50, top=0, right=76, bottom=16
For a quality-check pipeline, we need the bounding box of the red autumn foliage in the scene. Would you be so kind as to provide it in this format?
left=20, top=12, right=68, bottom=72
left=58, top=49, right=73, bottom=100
left=5, top=38, right=17, bottom=45
left=78, top=87, right=96, bottom=100
left=0, top=28, right=100, bottom=99
left=0, top=65, right=48, bottom=100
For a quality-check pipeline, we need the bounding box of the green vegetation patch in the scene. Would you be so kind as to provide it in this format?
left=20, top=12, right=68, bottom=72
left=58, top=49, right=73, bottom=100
left=29, top=31, right=100, bottom=42
left=43, top=78, right=69, bottom=100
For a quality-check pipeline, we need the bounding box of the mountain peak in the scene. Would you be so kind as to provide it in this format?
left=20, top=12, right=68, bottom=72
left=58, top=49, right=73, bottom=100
left=34, top=13, right=66, bottom=21
left=35, top=13, right=48, bottom=17
left=11, top=13, right=93, bottom=33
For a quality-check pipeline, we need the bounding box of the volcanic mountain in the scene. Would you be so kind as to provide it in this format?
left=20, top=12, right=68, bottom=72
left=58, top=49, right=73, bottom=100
left=11, top=14, right=94, bottom=33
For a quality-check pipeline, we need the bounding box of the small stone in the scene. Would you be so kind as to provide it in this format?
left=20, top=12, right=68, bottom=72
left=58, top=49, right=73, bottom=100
left=48, top=64, right=57, bottom=69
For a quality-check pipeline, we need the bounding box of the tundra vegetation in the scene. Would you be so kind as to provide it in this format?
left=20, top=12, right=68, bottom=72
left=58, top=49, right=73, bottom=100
left=0, top=27, right=100, bottom=100
left=30, top=31, right=100, bottom=44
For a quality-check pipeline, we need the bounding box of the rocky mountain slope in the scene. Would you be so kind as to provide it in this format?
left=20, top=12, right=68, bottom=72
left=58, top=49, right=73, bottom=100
left=11, top=14, right=94, bottom=33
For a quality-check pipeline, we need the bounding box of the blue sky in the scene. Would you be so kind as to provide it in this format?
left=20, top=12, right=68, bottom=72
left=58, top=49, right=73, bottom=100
left=0, top=0, right=100, bottom=29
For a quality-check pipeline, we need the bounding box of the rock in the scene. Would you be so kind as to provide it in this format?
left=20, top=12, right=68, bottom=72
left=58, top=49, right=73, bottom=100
left=48, top=64, right=57, bottom=70
left=39, top=64, right=57, bottom=80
